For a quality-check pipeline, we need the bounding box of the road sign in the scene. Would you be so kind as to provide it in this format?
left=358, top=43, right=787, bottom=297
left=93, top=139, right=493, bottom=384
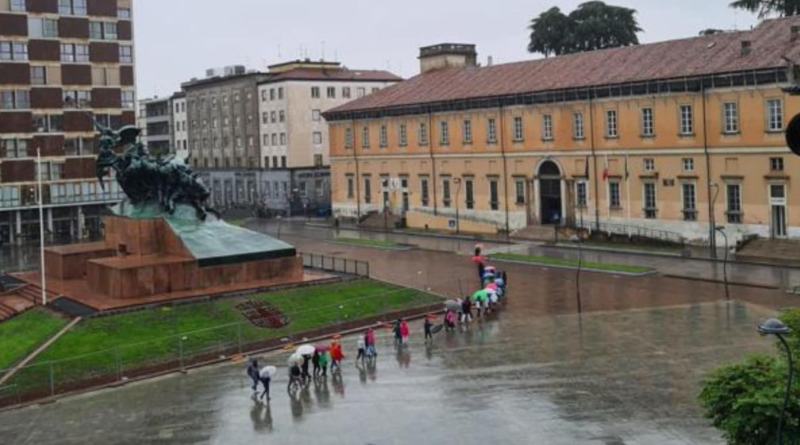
left=448, top=219, right=456, bottom=228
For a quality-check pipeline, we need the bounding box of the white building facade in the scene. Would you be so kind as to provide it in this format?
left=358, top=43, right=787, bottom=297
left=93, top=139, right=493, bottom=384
left=171, top=93, right=188, bottom=160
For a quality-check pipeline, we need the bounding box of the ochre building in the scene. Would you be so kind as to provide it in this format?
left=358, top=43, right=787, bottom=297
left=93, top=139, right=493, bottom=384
left=325, top=17, right=800, bottom=244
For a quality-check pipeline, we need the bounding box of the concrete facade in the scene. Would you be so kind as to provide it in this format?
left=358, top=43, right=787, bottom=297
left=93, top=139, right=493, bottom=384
left=0, top=0, right=135, bottom=244
left=171, top=93, right=188, bottom=160
left=138, top=96, right=172, bottom=156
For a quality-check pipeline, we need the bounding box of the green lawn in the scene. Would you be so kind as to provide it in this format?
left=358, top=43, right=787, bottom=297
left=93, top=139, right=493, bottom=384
left=333, top=237, right=405, bottom=248
left=491, top=253, right=654, bottom=274
left=0, top=308, right=68, bottom=371
left=579, top=240, right=684, bottom=254
left=10, top=280, right=438, bottom=393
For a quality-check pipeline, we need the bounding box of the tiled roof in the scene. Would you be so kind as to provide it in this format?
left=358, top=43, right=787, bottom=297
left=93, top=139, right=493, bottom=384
left=329, top=16, right=800, bottom=115
left=261, top=68, right=402, bottom=84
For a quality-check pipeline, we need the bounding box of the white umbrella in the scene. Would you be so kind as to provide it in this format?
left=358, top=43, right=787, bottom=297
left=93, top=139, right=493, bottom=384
left=287, top=353, right=303, bottom=365
left=260, top=365, right=277, bottom=379
left=296, top=344, right=315, bottom=356
left=444, top=300, right=461, bottom=311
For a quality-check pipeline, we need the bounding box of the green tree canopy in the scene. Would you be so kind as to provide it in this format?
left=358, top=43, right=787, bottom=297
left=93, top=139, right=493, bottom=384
left=730, top=0, right=800, bottom=18
left=527, top=2, right=642, bottom=57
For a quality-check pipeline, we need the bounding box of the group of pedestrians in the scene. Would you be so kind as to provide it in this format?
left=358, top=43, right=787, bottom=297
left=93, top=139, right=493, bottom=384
left=247, top=359, right=274, bottom=403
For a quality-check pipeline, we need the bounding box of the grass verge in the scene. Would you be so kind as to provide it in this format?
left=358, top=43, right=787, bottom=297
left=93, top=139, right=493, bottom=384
left=491, top=253, right=654, bottom=274
left=333, top=237, right=406, bottom=248
left=0, top=309, right=68, bottom=371
left=7, top=280, right=438, bottom=395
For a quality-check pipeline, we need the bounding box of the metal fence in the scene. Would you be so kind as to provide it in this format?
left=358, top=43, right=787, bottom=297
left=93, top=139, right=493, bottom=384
left=301, top=252, right=369, bottom=277
left=0, top=285, right=441, bottom=410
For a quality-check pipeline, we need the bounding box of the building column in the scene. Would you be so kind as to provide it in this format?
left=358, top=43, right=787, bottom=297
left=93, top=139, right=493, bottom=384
left=77, top=206, right=85, bottom=240
left=14, top=210, right=21, bottom=245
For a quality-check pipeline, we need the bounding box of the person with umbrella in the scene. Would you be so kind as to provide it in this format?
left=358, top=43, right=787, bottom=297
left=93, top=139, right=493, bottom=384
left=296, top=344, right=315, bottom=382
left=424, top=317, right=434, bottom=342
left=365, top=328, right=377, bottom=358
left=330, top=340, right=344, bottom=371
left=319, top=348, right=330, bottom=377
left=400, top=319, right=410, bottom=346
left=287, top=354, right=303, bottom=391
left=259, top=365, right=276, bottom=402
left=312, top=350, right=322, bottom=378
left=392, top=319, right=403, bottom=347
left=461, top=296, right=473, bottom=323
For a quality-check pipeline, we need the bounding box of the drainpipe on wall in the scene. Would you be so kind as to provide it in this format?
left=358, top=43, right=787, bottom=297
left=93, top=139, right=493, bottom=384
left=428, top=109, right=439, bottom=217
left=352, top=118, right=362, bottom=221
left=589, top=94, right=600, bottom=232
left=499, top=102, right=511, bottom=239
left=701, top=83, right=717, bottom=258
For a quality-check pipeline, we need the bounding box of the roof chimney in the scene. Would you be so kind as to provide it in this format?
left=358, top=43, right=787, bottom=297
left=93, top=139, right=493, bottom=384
left=487, top=56, right=493, bottom=67
left=792, top=25, right=800, bottom=42
left=419, top=43, right=478, bottom=74
left=741, top=40, right=752, bottom=56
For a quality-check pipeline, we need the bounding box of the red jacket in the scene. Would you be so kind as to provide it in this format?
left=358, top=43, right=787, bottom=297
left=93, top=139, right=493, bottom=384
left=400, top=322, right=410, bottom=337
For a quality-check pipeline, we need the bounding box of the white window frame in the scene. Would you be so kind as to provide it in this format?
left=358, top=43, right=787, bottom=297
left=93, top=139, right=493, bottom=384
left=513, top=116, right=524, bottom=141
left=573, top=112, right=584, bottom=139
left=462, top=119, right=472, bottom=144
left=643, top=158, right=655, bottom=172
left=682, top=158, right=694, bottom=171
left=541, top=114, right=553, bottom=141
left=767, top=98, right=783, bottom=132
left=723, top=101, right=739, bottom=134
left=605, top=109, right=618, bottom=138
left=726, top=183, right=743, bottom=224
left=609, top=181, right=621, bottom=208
left=440, top=121, right=450, bottom=145
left=681, top=182, right=697, bottom=221
left=418, top=122, right=428, bottom=145
left=379, top=125, right=388, bottom=147
left=679, top=104, right=694, bottom=135
left=576, top=181, right=588, bottom=208
left=641, top=107, right=654, bottom=137
left=487, top=118, right=497, bottom=143
left=399, top=124, right=408, bottom=146
left=643, top=182, right=657, bottom=219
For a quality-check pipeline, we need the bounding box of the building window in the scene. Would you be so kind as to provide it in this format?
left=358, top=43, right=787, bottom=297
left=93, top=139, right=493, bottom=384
left=767, top=98, right=783, bottom=132
left=30, top=66, right=46, bottom=85
left=313, top=132, right=322, bottom=145
left=442, top=178, right=451, bottom=208
left=363, top=177, right=371, bottom=204
left=327, top=87, right=336, bottom=99
left=644, top=182, right=657, bottom=219
left=643, top=158, right=655, bottom=172
left=0, top=90, right=29, bottom=110
left=1, top=139, right=28, bottom=158
left=723, top=101, right=739, bottom=134
left=119, top=45, right=133, bottom=63
left=118, top=7, right=131, bottom=19
left=489, top=180, right=499, bottom=211
left=346, top=175, right=355, bottom=198
left=380, top=125, right=388, bottom=147
left=605, top=109, right=618, bottom=138
left=104, top=21, right=118, bottom=40
left=573, top=112, right=584, bottom=139
left=682, top=183, right=697, bottom=221
left=513, top=116, right=525, bottom=141
left=680, top=105, right=694, bottom=135
left=278, top=87, right=284, bottom=100
left=357, top=87, right=366, bottom=98
left=10, top=0, right=25, bottom=12
left=641, top=107, right=654, bottom=137
left=269, top=89, right=275, bottom=101
left=29, top=18, right=59, bottom=38
left=89, top=22, right=103, bottom=39
left=576, top=181, right=587, bottom=207
left=372, top=87, right=380, bottom=94
left=279, top=111, right=285, bottom=123
left=270, top=111, right=276, bottom=123
left=683, top=158, right=694, bottom=171
left=421, top=178, right=429, bottom=207
left=121, top=91, right=134, bottom=108
left=280, top=133, right=286, bottom=145
left=770, top=157, right=784, bottom=172
left=541, top=114, right=553, bottom=141
left=515, top=179, right=525, bottom=204
left=311, top=87, right=320, bottom=99
left=0, top=42, right=27, bottom=61
left=440, top=121, right=450, bottom=145
left=261, top=112, right=268, bottom=124
left=312, top=109, right=321, bottom=121
left=342, top=87, right=351, bottom=99
left=465, top=179, right=474, bottom=210
left=314, top=154, right=323, bottom=167
left=59, top=0, right=87, bottom=16
left=463, top=120, right=472, bottom=144
left=487, top=118, right=497, bottom=143
left=361, top=126, right=370, bottom=148
left=345, top=128, right=353, bottom=148
left=727, top=183, right=742, bottom=224
left=418, top=122, right=428, bottom=145
left=263, top=134, right=269, bottom=146
left=32, top=114, right=63, bottom=133
left=281, top=156, right=286, bottom=168
left=609, top=182, right=621, bottom=208
left=399, top=124, right=408, bottom=146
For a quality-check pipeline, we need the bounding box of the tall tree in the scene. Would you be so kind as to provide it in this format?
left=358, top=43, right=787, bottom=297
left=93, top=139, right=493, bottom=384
left=527, top=2, right=642, bottom=57
left=730, top=0, right=800, bottom=18
left=527, top=7, right=574, bottom=57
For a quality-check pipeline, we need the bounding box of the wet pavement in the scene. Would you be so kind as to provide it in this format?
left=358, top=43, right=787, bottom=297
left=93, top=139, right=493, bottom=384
left=0, top=300, right=775, bottom=445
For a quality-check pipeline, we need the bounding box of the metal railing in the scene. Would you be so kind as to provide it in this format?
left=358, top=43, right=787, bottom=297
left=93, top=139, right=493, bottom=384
left=301, top=253, right=369, bottom=277
left=575, top=220, right=685, bottom=246
left=0, top=286, right=440, bottom=410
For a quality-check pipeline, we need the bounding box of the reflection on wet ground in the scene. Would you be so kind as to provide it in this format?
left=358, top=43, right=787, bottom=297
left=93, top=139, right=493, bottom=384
left=0, top=300, right=774, bottom=444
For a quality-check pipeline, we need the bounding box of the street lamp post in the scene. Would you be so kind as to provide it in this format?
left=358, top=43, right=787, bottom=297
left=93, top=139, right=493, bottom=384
left=758, top=318, right=794, bottom=445
left=715, top=226, right=730, bottom=301
left=454, top=178, right=462, bottom=235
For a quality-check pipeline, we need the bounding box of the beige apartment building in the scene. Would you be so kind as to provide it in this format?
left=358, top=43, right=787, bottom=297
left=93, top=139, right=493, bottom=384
left=325, top=17, right=800, bottom=245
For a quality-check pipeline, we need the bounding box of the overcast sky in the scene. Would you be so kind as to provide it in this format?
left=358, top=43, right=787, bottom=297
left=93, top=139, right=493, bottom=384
left=133, top=0, right=760, bottom=98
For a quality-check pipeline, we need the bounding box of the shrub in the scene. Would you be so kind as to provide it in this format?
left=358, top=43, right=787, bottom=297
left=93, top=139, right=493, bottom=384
left=699, top=309, right=800, bottom=444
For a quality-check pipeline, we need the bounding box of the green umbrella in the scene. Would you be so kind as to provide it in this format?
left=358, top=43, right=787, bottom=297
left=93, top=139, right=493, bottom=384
left=473, top=290, right=489, bottom=302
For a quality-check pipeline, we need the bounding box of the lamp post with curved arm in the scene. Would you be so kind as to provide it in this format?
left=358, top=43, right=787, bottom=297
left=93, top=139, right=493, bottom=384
left=758, top=318, right=794, bottom=445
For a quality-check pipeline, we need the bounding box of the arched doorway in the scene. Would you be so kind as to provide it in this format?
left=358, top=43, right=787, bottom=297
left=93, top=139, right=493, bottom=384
left=538, top=160, right=563, bottom=225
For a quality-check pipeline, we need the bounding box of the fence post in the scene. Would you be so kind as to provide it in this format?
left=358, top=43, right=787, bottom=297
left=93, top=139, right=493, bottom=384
left=237, top=323, right=243, bottom=354
left=178, top=337, right=185, bottom=372
left=49, top=362, right=55, bottom=397
left=115, top=347, right=122, bottom=381
left=366, top=261, right=370, bottom=278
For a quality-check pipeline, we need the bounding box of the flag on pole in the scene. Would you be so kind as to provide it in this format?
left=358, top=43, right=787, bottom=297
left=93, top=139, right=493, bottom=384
left=584, top=156, right=590, bottom=178
left=624, top=154, right=630, bottom=180
left=602, top=155, right=609, bottom=181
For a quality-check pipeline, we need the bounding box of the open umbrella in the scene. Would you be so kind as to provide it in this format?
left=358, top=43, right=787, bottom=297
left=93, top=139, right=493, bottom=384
left=444, top=300, right=461, bottom=311
left=287, top=353, right=303, bottom=365
left=485, top=265, right=496, bottom=272
left=431, top=324, right=445, bottom=334
left=486, top=282, right=498, bottom=291
left=473, top=289, right=489, bottom=302
left=296, top=344, right=315, bottom=356
left=315, top=344, right=330, bottom=352
left=260, top=365, right=277, bottom=379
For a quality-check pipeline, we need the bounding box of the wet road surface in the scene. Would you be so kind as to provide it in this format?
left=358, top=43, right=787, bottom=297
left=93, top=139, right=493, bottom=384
left=0, top=300, right=774, bottom=445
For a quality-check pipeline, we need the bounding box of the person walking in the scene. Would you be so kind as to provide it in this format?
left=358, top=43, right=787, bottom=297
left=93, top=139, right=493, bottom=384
left=400, top=319, right=410, bottom=345
left=424, top=317, right=433, bottom=341
left=461, top=297, right=473, bottom=323
left=312, top=350, right=321, bottom=378
left=288, top=362, right=302, bottom=391
left=319, top=350, right=330, bottom=377
left=356, top=335, right=366, bottom=363
left=393, top=319, right=403, bottom=347
left=246, top=359, right=260, bottom=394
left=258, top=365, right=272, bottom=402
left=330, top=341, right=344, bottom=371
left=301, top=355, right=311, bottom=381
left=365, top=328, right=377, bottom=358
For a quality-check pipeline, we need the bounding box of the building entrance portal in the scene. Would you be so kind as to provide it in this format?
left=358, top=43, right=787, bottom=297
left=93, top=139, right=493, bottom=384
left=538, top=161, right=563, bottom=225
